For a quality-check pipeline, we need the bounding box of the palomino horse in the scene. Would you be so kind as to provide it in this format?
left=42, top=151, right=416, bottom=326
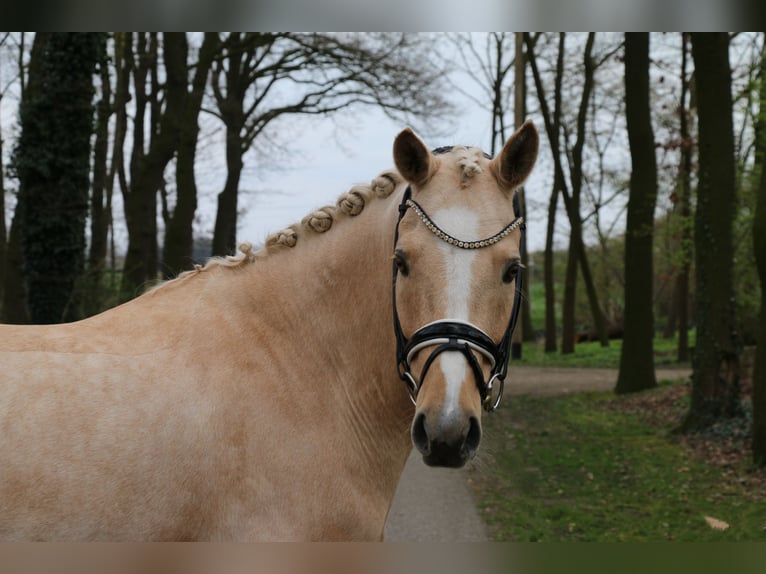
left=0, top=121, right=538, bottom=541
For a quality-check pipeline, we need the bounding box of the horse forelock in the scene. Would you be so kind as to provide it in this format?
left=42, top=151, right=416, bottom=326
left=454, top=147, right=485, bottom=182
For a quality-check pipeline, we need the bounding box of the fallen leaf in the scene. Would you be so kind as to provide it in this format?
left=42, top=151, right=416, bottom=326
left=704, top=516, right=730, bottom=531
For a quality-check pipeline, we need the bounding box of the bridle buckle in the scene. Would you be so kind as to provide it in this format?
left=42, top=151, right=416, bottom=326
left=484, top=373, right=506, bottom=412
left=400, top=370, right=419, bottom=406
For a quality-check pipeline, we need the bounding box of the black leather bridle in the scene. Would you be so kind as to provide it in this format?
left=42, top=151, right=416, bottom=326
left=391, top=184, right=525, bottom=412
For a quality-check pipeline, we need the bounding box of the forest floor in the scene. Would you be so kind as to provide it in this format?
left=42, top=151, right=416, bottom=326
left=467, top=364, right=766, bottom=541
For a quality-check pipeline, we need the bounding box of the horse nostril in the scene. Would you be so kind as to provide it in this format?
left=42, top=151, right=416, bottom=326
left=411, top=412, right=430, bottom=455
left=465, top=416, right=481, bottom=451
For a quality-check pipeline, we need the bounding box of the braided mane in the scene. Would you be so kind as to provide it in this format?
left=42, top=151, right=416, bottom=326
left=158, top=144, right=489, bottom=290
left=161, top=169, right=404, bottom=287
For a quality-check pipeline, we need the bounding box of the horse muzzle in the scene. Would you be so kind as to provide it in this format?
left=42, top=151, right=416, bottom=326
left=411, top=409, right=482, bottom=468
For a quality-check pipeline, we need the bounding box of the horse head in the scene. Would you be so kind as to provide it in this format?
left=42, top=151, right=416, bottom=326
left=392, top=121, right=539, bottom=467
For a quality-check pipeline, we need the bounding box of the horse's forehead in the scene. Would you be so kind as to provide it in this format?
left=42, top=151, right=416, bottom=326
left=420, top=148, right=509, bottom=214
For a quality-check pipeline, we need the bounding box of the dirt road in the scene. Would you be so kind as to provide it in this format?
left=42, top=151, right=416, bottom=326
left=383, top=365, right=691, bottom=541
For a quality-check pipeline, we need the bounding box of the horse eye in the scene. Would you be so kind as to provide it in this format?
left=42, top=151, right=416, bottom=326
left=502, top=261, right=520, bottom=284
left=394, top=251, right=410, bottom=277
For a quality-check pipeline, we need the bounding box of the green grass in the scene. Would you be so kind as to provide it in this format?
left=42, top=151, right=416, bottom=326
left=470, top=386, right=766, bottom=541
left=514, top=333, right=695, bottom=369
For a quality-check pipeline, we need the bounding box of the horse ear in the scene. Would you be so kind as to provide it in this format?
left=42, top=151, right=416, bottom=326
left=393, top=128, right=436, bottom=188
left=491, top=120, right=539, bottom=191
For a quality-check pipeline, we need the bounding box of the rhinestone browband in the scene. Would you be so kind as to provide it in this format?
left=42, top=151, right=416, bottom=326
left=405, top=199, right=524, bottom=250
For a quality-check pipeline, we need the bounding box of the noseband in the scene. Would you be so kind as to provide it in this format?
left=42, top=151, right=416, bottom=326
left=392, top=185, right=525, bottom=412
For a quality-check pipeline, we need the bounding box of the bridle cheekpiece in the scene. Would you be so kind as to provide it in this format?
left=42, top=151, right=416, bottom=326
left=392, top=184, right=525, bottom=412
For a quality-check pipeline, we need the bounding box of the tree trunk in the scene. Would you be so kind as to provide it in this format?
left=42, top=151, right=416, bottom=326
left=84, top=38, right=112, bottom=317
left=0, top=90, right=6, bottom=313
left=676, top=32, right=694, bottom=362
left=615, top=33, right=659, bottom=394
left=544, top=174, right=560, bottom=353
left=525, top=33, right=565, bottom=354
left=571, top=33, right=609, bottom=349
left=121, top=158, right=163, bottom=299
left=163, top=134, right=198, bottom=277
left=752, top=134, right=766, bottom=463
left=162, top=33, right=219, bottom=277
left=15, top=33, right=101, bottom=323
left=211, top=33, right=250, bottom=258
left=1, top=216, right=29, bottom=323
left=750, top=42, right=766, bottom=465
left=561, top=235, right=578, bottom=354
left=212, top=125, right=245, bottom=257
left=0, top=34, right=37, bottom=324
left=559, top=33, right=609, bottom=352
left=682, top=33, right=741, bottom=430
left=120, top=33, right=187, bottom=300
left=513, top=32, right=534, bottom=355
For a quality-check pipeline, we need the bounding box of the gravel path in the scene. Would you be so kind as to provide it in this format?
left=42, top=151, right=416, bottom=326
left=383, top=365, right=691, bottom=541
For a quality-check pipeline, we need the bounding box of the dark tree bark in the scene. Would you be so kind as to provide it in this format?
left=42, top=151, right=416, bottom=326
left=2, top=34, right=45, bottom=324
left=750, top=42, right=766, bottom=465
left=210, top=33, right=449, bottom=257
left=753, top=138, right=766, bottom=464
left=560, top=35, right=596, bottom=354
left=516, top=33, right=535, bottom=346
left=120, top=33, right=188, bottom=300
left=675, top=32, right=694, bottom=363
left=526, top=33, right=564, bottom=353
left=527, top=33, right=608, bottom=355
left=162, top=33, right=220, bottom=277
left=1, top=217, right=28, bottom=324
left=513, top=32, right=533, bottom=356
left=83, top=37, right=112, bottom=317
left=682, top=33, right=741, bottom=430
left=14, top=33, right=101, bottom=323
left=544, top=174, right=562, bottom=353
left=561, top=33, right=609, bottom=352
left=0, top=81, right=5, bottom=313
left=210, top=32, right=254, bottom=257
left=615, top=33, right=659, bottom=394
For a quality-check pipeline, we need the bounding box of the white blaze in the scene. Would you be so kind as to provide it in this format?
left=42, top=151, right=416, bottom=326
left=432, top=206, right=480, bottom=418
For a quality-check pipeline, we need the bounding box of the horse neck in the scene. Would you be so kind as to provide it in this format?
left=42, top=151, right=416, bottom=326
left=243, top=189, right=414, bottom=475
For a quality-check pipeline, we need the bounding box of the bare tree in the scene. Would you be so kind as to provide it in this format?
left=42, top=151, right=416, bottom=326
left=117, top=33, right=214, bottom=299
left=673, top=32, right=695, bottom=362
left=526, top=32, right=564, bottom=353
left=2, top=32, right=33, bottom=324
left=161, top=33, right=220, bottom=277
left=615, top=33, right=659, bottom=395
left=559, top=32, right=605, bottom=353
left=526, top=33, right=611, bottom=353
left=750, top=40, right=766, bottom=464
left=82, top=36, right=112, bottom=316
left=116, top=33, right=173, bottom=300
left=446, top=33, right=515, bottom=156
left=208, top=33, right=450, bottom=257
left=0, top=34, right=8, bottom=311
left=513, top=32, right=536, bottom=350
left=682, top=33, right=741, bottom=430
left=14, top=33, right=102, bottom=324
